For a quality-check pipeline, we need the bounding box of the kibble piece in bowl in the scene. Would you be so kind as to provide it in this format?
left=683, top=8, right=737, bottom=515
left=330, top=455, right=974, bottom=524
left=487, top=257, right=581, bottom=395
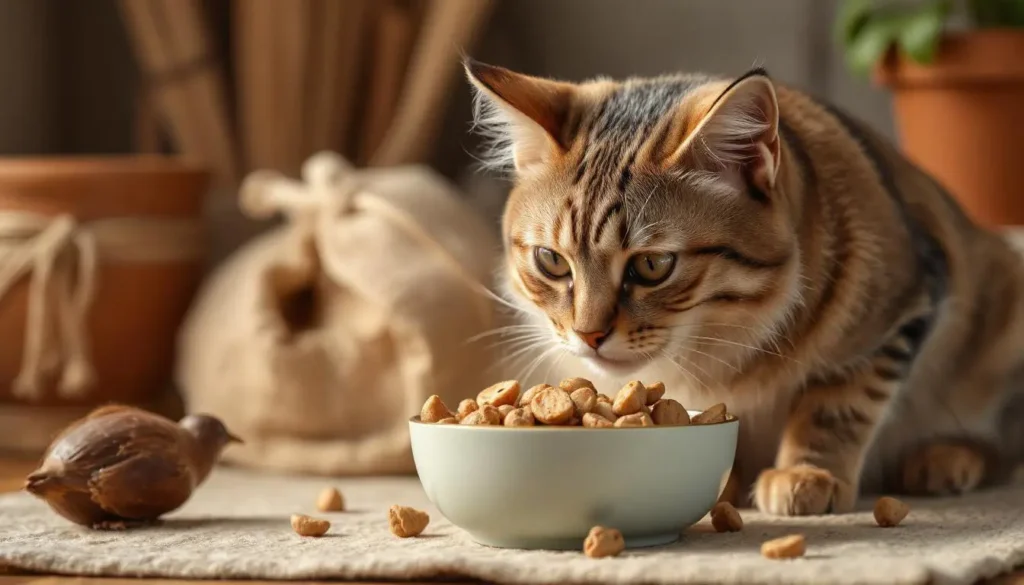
left=651, top=399, right=690, bottom=426
left=612, top=381, right=647, bottom=416
left=461, top=405, right=501, bottom=425
left=504, top=407, right=535, bottom=427
left=614, top=411, right=654, bottom=427
left=477, top=380, right=521, bottom=407
left=518, top=383, right=550, bottom=407
left=559, top=377, right=596, bottom=393
left=531, top=386, right=575, bottom=425
left=570, top=387, right=598, bottom=417
left=457, top=399, right=478, bottom=420
left=420, top=395, right=453, bottom=423
left=582, top=412, right=614, bottom=428
left=645, top=381, right=666, bottom=404
left=692, top=402, right=728, bottom=425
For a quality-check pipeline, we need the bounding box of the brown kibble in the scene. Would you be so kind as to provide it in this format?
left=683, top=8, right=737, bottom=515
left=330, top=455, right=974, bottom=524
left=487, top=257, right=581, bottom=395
left=457, top=399, right=479, bottom=419
left=437, top=417, right=458, bottom=424
left=291, top=514, right=330, bottom=537
left=614, top=411, right=654, bottom=427
left=504, top=407, right=535, bottom=427
left=477, top=380, right=520, bottom=407
left=651, top=399, right=690, bottom=426
left=570, top=387, right=598, bottom=417
left=761, top=534, right=806, bottom=559
left=420, top=395, right=453, bottom=423
left=710, top=502, right=742, bottom=532
left=645, top=381, right=666, bottom=405
left=316, top=487, right=344, bottom=512
left=389, top=505, right=429, bottom=537
left=583, top=525, right=625, bottom=558
left=582, top=412, right=614, bottom=428
left=692, top=402, right=728, bottom=425
left=596, top=393, right=612, bottom=404
left=592, top=401, right=617, bottom=422
left=612, top=381, right=647, bottom=416
left=519, top=384, right=551, bottom=407
left=559, top=377, right=596, bottom=394
left=498, top=404, right=516, bottom=420
left=531, top=386, right=574, bottom=425
left=873, top=496, right=910, bottom=527
left=460, top=405, right=501, bottom=426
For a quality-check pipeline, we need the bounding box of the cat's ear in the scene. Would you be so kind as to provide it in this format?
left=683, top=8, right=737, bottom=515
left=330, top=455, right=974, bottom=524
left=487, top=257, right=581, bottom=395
left=464, top=58, right=576, bottom=174
left=670, top=69, right=781, bottom=193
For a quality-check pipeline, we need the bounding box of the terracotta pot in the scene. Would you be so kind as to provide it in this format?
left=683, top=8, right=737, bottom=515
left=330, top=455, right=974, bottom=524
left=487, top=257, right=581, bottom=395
left=875, top=30, right=1024, bottom=228
left=0, top=156, right=209, bottom=451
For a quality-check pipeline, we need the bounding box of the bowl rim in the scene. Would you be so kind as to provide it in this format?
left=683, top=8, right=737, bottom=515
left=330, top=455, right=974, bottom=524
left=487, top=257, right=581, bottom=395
left=408, top=410, right=738, bottom=429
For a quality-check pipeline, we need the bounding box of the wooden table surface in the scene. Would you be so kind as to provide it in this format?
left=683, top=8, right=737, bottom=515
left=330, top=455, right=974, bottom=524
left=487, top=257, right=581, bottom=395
left=0, top=457, right=1020, bottom=585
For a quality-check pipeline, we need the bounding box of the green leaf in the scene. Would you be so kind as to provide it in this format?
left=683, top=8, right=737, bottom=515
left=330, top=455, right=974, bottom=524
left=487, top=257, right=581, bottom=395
left=897, top=2, right=948, bottom=63
left=845, top=18, right=898, bottom=75
left=836, top=0, right=875, bottom=46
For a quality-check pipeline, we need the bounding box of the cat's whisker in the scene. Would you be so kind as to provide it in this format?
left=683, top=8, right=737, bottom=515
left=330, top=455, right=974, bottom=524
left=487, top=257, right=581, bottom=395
left=471, top=284, right=531, bottom=316
left=466, top=324, right=549, bottom=344
left=519, top=344, right=565, bottom=386
left=680, top=342, right=742, bottom=374
left=659, top=348, right=709, bottom=393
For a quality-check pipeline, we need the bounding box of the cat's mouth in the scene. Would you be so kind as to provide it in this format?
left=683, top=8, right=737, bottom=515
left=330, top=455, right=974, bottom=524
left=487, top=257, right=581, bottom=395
left=578, top=353, right=644, bottom=376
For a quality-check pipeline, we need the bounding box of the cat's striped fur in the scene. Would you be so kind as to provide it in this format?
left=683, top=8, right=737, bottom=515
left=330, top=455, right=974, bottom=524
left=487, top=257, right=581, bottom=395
left=464, top=59, right=1024, bottom=515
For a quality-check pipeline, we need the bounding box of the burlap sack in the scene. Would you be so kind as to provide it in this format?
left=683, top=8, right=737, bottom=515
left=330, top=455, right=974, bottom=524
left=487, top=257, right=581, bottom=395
left=175, top=152, right=501, bottom=475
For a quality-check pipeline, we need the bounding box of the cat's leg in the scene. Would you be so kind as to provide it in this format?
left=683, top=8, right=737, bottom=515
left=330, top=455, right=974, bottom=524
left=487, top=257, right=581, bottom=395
left=754, top=361, right=897, bottom=516
left=901, top=440, right=989, bottom=495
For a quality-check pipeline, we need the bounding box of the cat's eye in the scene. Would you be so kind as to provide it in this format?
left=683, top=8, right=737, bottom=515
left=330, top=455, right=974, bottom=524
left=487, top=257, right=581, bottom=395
left=535, top=247, right=571, bottom=279
left=626, top=252, right=676, bottom=286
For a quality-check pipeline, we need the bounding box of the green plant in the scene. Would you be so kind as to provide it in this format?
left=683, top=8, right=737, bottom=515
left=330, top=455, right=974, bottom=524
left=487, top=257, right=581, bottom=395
left=838, top=0, right=1024, bottom=75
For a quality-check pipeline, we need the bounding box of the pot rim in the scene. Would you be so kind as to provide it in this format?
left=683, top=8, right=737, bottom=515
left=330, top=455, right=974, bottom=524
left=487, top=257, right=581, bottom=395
left=0, top=155, right=210, bottom=178
left=875, top=29, right=1024, bottom=89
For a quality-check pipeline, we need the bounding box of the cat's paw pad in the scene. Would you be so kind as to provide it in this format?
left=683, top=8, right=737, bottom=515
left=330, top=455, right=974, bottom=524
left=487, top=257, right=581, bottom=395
left=754, top=465, right=842, bottom=516
left=902, top=442, right=985, bottom=495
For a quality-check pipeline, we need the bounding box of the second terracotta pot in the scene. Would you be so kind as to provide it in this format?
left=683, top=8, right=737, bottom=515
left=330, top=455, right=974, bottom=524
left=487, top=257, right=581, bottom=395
left=876, top=30, right=1024, bottom=228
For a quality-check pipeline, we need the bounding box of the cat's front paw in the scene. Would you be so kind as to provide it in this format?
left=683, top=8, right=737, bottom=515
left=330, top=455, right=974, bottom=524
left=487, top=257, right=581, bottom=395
left=754, top=465, right=849, bottom=516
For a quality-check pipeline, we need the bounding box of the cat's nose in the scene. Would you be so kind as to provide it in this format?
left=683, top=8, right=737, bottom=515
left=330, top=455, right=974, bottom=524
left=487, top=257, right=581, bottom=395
left=576, top=329, right=610, bottom=350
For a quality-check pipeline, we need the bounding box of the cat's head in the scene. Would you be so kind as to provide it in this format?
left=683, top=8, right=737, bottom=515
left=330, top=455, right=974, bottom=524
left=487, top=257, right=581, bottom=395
left=465, top=60, right=803, bottom=383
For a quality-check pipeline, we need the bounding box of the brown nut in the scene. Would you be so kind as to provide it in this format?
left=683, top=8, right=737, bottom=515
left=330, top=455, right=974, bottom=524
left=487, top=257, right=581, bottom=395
left=873, top=496, right=909, bottom=527
left=710, top=502, right=742, bottom=532
left=645, top=381, right=666, bottom=405
left=614, top=411, right=654, bottom=427
left=761, top=534, right=806, bottom=559
left=651, top=399, right=690, bottom=426
left=316, top=487, right=345, bottom=512
left=477, top=380, right=521, bottom=407
left=504, top=407, right=536, bottom=427
left=592, top=401, right=618, bottom=422
left=596, top=393, right=612, bottom=404
left=582, top=412, right=614, bottom=428
left=436, top=417, right=458, bottom=425
left=457, top=399, right=479, bottom=419
left=692, top=402, right=728, bottom=425
left=420, top=395, right=453, bottom=423
left=531, top=386, right=574, bottom=425
left=497, top=404, right=516, bottom=420
left=570, top=387, right=598, bottom=417
left=612, top=381, right=647, bottom=416
left=559, top=377, right=596, bottom=393
left=389, top=505, right=429, bottom=538
left=583, top=525, right=625, bottom=558
left=519, top=384, right=551, bottom=407
left=291, top=514, right=330, bottom=537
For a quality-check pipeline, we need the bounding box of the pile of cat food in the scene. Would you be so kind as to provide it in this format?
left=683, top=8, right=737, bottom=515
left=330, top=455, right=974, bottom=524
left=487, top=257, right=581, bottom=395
left=419, top=377, right=733, bottom=428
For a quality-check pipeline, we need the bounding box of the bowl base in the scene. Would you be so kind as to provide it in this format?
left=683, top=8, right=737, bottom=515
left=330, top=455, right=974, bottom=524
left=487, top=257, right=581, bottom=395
left=467, top=531, right=680, bottom=551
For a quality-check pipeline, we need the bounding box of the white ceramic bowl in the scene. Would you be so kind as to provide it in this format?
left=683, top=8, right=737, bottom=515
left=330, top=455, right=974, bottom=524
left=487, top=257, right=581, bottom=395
left=409, top=411, right=738, bottom=550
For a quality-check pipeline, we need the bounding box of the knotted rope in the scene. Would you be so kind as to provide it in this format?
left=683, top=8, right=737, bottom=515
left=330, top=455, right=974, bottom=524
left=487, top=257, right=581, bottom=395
left=0, top=212, right=204, bottom=401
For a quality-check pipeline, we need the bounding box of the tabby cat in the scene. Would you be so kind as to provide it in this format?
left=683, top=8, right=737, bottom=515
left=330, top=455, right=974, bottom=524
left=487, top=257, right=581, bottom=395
left=464, top=57, right=1024, bottom=516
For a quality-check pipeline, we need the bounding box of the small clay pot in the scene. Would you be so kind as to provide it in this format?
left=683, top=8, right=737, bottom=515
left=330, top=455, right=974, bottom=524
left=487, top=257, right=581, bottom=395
left=875, top=30, right=1024, bottom=228
left=0, top=156, right=209, bottom=451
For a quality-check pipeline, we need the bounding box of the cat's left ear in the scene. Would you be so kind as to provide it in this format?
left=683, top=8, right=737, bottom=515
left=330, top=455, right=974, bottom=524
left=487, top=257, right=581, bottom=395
left=670, top=69, right=781, bottom=192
